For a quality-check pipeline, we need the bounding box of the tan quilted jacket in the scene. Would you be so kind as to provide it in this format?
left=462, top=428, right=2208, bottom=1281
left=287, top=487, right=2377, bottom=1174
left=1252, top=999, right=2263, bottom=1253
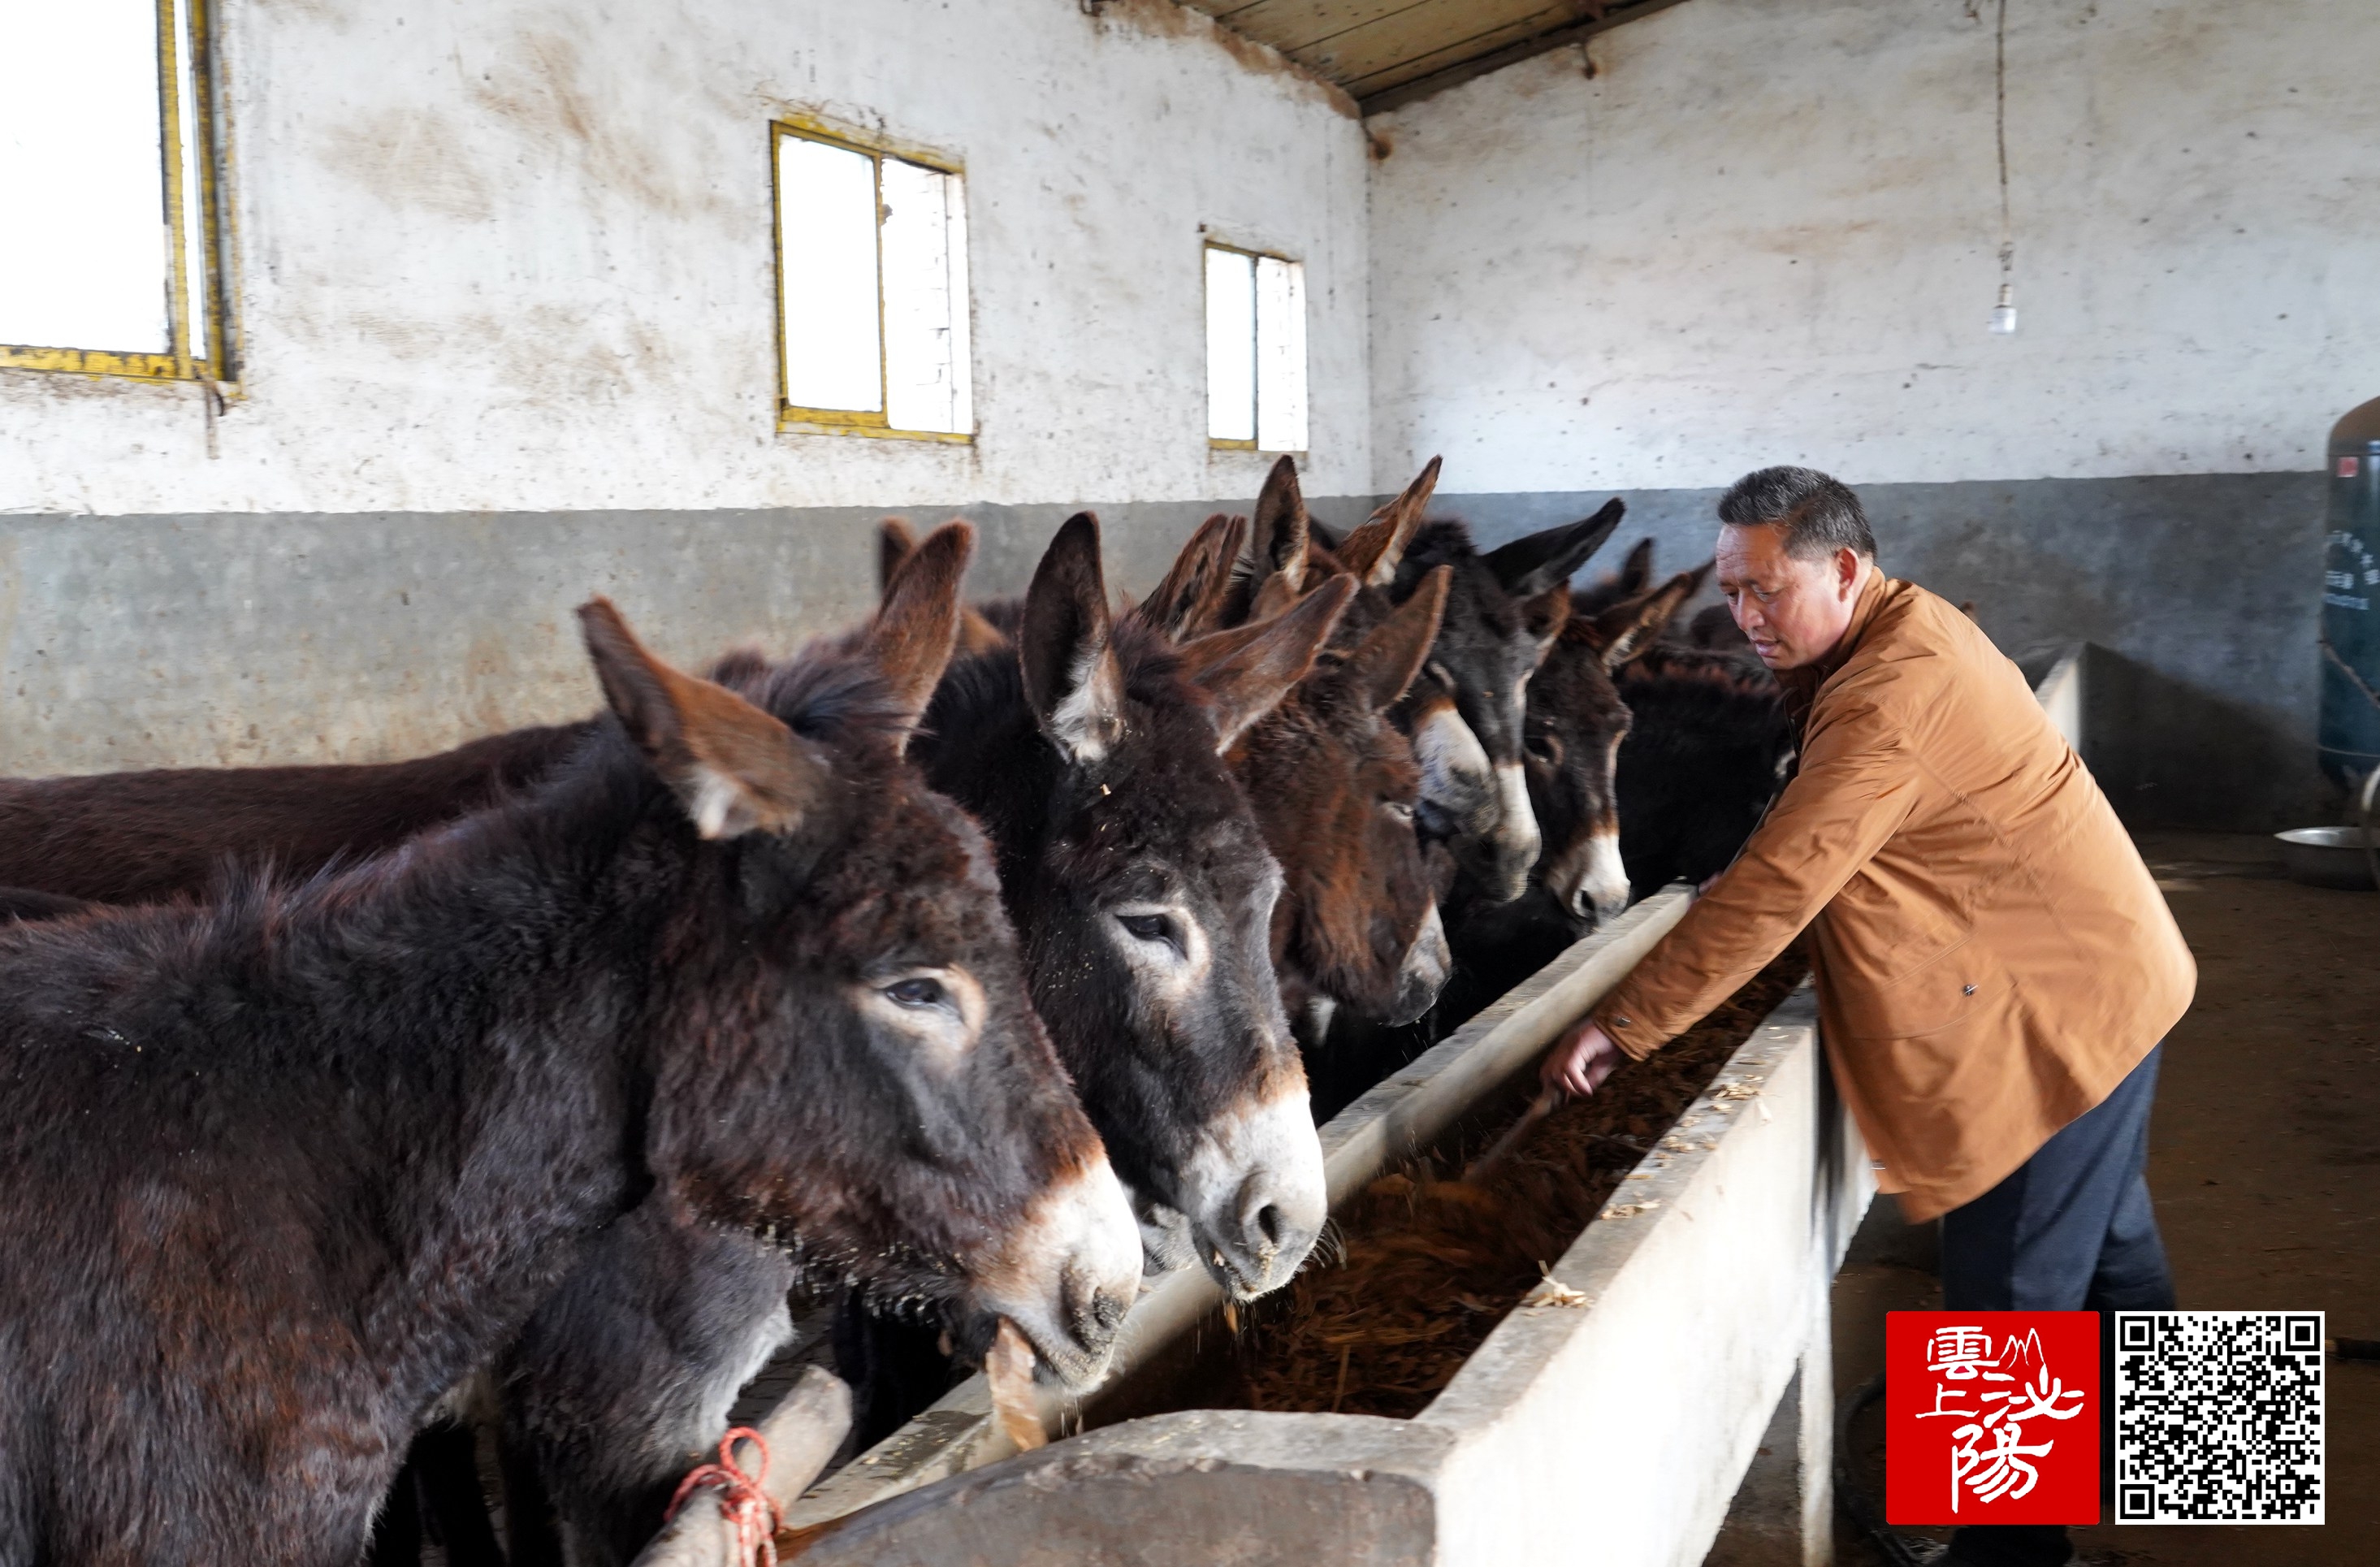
left=1595, top=574, right=2195, bottom=1221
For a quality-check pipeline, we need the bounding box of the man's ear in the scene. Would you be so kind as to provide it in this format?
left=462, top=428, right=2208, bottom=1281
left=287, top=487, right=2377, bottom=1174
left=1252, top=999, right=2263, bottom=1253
left=1177, top=575, right=1355, bottom=751
left=1018, top=513, right=1126, bottom=764
left=865, top=520, right=973, bottom=742
left=578, top=598, right=824, bottom=839
left=1335, top=457, right=1440, bottom=590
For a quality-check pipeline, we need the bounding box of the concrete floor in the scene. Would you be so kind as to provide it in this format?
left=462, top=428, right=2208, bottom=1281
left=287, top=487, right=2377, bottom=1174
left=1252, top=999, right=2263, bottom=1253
left=1827, top=831, right=2379, bottom=1565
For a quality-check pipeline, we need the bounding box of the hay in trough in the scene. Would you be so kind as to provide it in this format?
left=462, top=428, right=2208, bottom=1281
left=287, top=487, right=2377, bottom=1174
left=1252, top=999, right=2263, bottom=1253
left=1224, top=949, right=1810, bottom=1419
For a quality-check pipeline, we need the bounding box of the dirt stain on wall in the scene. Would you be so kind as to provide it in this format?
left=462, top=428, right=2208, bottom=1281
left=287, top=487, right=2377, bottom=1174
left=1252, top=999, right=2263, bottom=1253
left=317, top=109, right=497, bottom=222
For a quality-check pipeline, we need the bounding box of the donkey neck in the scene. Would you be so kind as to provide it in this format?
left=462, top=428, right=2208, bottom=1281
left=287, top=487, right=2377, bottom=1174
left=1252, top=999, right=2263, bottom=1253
left=7, top=740, right=695, bottom=1423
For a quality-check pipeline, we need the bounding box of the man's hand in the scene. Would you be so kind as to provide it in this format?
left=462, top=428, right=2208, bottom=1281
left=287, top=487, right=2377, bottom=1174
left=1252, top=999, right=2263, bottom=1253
left=1540, top=1019, right=1625, bottom=1099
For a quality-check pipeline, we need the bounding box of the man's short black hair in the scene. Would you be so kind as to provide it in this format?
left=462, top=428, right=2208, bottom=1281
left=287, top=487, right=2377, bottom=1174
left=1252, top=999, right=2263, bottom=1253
left=1717, top=466, right=1876, bottom=561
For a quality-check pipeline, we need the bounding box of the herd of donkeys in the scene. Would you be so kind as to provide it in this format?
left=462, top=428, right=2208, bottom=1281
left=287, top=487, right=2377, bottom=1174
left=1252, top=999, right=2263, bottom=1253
left=0, top=455, right=1793, bottom=1566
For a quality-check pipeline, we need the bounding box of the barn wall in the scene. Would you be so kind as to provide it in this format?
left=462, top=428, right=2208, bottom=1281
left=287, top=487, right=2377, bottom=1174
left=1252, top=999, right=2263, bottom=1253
left=0, top=0, right=1371, bottom=774
left=1368, top=0, right=2380, bottom=828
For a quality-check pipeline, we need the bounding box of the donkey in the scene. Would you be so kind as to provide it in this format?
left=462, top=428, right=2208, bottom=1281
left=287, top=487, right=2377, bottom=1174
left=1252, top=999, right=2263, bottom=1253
left=0, top=722, right=590, bottom=905
left=0, top=594, right=1140, bottom=1567
left=1416, top=568, right=1705, bottom=1034
left=1248, top=457, right=1623, bottom=905
left=491, top=526, right=1032, bottom=1567
left=1575, top=539, right=1794, bottom=894
left=1521, top=565, right=1709, bottom=926
left=1613, top=647, right=1794, bottom=897
left=1062, top=513, right=1453, bottom=1045
left=914, top=513, right=1344, bottom=1296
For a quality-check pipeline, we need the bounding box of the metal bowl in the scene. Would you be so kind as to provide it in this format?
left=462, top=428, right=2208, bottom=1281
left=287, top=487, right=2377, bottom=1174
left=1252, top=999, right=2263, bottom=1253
left=2274, top=825, right=2378, bottom=891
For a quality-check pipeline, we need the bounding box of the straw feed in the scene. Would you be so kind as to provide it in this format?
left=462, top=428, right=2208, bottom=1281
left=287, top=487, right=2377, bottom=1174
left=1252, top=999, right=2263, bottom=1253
left=1225, top=950, right=1809, bottom=1418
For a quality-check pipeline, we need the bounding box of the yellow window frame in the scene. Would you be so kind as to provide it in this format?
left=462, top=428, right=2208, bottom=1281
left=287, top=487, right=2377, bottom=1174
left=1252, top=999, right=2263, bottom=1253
left=1203, top=239, right=1296, bottom=453
left=771, top=116, right=970, bottom=443
left=0, top=0, right=236, bottom=384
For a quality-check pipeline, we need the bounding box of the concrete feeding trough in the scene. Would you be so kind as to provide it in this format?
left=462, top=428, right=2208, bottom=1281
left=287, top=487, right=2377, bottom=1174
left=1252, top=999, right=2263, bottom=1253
left=765, top=643, right=2097, bottom=1565
left=785, top=891, right=1872, bottom=1565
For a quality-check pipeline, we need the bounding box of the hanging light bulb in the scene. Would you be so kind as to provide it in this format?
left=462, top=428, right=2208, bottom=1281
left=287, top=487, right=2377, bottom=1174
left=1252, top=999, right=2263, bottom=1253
left=1989, top=282, right=2017, bottom=335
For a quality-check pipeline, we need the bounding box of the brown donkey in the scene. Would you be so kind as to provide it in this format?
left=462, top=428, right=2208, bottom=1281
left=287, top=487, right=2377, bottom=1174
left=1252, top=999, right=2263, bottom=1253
left=0, top=586, right=1138, bottom=1567
left=0, top=723, right=590, bottom=905
left=912, top=513, right=1346, bottom=1298
left=1137, top=513, right=1456, bottom=1043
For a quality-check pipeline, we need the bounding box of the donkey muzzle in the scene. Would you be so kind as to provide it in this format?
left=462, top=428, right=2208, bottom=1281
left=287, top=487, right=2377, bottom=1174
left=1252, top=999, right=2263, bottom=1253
left=1175, top=1080, right=1327, bottom=1301
left=978, top=1154, right=1142, bottom=1390
left=1549, top=825, right=1630, bottom=928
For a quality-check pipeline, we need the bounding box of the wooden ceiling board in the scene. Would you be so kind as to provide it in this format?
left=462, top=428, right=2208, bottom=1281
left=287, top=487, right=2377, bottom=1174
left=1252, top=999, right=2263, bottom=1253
left=1323, top=2, right=1602, bottom=94
left=1175, top=0, right=1685, bottom=113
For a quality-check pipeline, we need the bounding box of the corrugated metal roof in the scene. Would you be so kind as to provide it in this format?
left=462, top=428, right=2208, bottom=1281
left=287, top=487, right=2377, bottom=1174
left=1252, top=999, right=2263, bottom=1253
left=1179, top=0, right=1691, bottom=114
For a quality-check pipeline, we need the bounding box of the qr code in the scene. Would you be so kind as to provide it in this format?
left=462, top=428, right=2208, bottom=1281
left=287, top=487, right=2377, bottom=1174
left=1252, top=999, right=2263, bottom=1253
left=2114, top=1311, right=2324, bottom=1523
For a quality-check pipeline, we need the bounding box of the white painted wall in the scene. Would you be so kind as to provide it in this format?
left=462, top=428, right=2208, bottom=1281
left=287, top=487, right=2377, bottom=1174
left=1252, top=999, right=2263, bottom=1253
left=0, top=0, right=1370, bottom=515
left=1367, top=0, right=2380, bottom=493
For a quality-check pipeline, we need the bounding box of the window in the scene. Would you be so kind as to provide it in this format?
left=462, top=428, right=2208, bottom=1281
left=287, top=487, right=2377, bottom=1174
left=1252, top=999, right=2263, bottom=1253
left=772, top=121, right=970, bottom=439
left=1205, top=243, right=1306, bottom=453
left=0, top=0, right=232, bottom=381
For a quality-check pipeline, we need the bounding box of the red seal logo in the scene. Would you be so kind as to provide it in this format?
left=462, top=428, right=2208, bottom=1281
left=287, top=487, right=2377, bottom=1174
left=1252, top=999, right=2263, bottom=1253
left=1886, top=1311, right=2101, bottom=1526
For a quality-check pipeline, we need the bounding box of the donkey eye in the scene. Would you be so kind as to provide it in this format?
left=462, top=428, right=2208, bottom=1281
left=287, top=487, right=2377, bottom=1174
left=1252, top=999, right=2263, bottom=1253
left=1118, top=912, right=1178, bottom=948
left=885, top=976, right=949, bottom=1010
left=1526, top=731, right=1564, bottom=766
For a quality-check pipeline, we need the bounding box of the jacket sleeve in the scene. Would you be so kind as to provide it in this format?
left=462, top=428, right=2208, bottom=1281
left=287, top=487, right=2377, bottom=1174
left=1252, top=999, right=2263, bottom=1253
left=1594, top=686, right=1922, bottom=1058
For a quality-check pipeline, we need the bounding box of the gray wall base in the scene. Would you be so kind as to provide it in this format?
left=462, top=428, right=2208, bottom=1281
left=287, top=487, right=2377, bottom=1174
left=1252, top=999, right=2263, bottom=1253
left=0, top=496, right=1383, bottom=778
left=1444, top=472, right=2334, bottom=831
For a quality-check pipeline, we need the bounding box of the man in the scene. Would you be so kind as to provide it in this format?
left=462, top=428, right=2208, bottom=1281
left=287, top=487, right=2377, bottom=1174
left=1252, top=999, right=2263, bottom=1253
left=1543, top=467, right=2192, bottom=1567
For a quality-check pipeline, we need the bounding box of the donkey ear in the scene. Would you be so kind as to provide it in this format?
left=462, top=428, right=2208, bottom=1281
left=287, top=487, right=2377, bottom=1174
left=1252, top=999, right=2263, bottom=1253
left=1521, top=582, right=1571, bottom=646
left=1485, top=496, right=1625, bottom=598
left=1142, top=513, right=1247, bottom=641
left=1249, top=455, right=1311, bottom=591
left=865, top=520, right=972, bottom=740
left=1615, top=537, right=1655, bottom=596
left=1019, top=513, right=1125, bottom=764
left=578, top=598, right=822, bottom=839
left=1178, top=574, right=1355, bottom=751
left=1246, top=564, right=1305, bottom=623
left=878, top=518, right=919, bottom=595
left=1585, top=568, right=1699, bottom=671
left=1345, top=565, right=1448, bottom=712
left=1335, top=456, right=1441, bottom=590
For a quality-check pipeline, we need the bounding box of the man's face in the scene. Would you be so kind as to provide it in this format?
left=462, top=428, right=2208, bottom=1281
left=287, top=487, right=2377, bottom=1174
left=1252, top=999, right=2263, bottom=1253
left=1715, top=525, right=1870, bottom=671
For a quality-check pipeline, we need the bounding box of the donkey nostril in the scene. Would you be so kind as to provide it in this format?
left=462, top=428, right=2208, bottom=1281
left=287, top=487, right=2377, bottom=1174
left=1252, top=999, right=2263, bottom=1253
left=1253, top=1202, right=1289, bottom=1249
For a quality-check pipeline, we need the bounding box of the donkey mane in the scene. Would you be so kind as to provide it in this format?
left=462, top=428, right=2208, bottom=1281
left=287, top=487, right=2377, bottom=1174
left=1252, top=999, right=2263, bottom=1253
left=1397, top=521, right=1533, bottom=638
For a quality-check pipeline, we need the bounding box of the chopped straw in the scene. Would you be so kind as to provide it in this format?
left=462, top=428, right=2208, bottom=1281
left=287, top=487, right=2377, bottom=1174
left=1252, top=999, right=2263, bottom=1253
left=1221, top=950, right=1807, bottom=1419
left=986, top=1317, right=1047, bottom=1452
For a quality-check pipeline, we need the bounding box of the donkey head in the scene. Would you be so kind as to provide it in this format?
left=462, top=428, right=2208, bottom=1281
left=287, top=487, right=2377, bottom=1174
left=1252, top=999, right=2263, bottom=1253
left=1385, top=492, right=1629, bottom=903
left=1231, top=563, right=1453, bottom=1028
left=919, top=514, right=1346, bottom=1301
left=581, top=538, right=1140, bottom=1391
left=1523, top=566, right=1702, bottom=927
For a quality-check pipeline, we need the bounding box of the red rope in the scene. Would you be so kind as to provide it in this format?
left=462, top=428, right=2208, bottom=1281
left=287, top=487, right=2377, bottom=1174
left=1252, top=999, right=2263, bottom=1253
left=663, top=1426, right=781, bottom=1567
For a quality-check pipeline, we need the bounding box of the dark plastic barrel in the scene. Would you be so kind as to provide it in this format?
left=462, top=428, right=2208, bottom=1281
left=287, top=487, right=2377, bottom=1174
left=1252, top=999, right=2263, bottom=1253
left=2320, top=396, right=2380, bottom=791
